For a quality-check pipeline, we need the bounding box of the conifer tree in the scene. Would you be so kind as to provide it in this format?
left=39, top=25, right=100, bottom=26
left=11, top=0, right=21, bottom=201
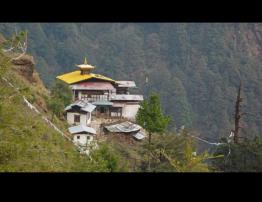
left=136, top=93, right=170, bottom=145
left=136, top=93, right=170, bottom=171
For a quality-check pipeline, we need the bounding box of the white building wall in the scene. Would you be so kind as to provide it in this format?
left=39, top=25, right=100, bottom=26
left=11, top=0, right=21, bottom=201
left=67, top=112, right=75, bottom=125
left=73, top=134, right=94, bottom=146
left=87, top=113, right=91, bottom=125
left=78, top=91, right=82, bottom=100
left=122, top=104, right=140, bottom=120
left=67, top=112, right=91, bottom=126
left=80, top=114, right=87, bottom=125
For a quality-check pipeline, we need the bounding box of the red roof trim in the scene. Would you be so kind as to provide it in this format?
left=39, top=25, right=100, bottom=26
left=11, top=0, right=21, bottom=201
left=72, top=81, right=115, bottom=90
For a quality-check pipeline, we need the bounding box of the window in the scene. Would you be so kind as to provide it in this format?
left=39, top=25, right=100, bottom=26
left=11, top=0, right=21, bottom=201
left=77, top=136, right=80, bottom=139
left=74, top=115, right=80, bottom=123
left=100, top=107, right=105, bottom=113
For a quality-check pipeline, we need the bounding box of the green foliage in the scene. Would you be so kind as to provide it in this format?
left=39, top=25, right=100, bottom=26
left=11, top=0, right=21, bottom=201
left=47, top=97, right=64, bottom=119
left=161, top=141, right=210, bottom=172
left=136, top=93, right=170, bottom=135
left=212, top=136, right=262, bottom=172
left=69, top=144, right=122, bottom=172
left=170, top=77, right=193, bottom=127
left=136, top=93, right=170, bottom=170
left=50, top=80, right=72, bottom=106
left=0, top=51, right=10, bottom=75
left=89, top=143, right=125, bottom=172
left=47, top=80, right=72, bottom=119
left=137, top=132, right=211, bottom=172
left=0, top=142, right=19, bottom=165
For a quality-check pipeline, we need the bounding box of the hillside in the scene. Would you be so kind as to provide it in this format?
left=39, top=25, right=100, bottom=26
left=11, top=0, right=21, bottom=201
left=0, top=23, right=261, bottom=142
left=0, top=50, right=123, bottom=172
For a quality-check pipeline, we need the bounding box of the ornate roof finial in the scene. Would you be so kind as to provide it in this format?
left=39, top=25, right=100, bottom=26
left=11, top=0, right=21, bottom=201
left=76, top=57, right=95, bottom=74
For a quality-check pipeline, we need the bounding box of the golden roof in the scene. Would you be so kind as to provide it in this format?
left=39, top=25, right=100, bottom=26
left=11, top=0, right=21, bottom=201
left=56, top=70, right=115, bottom=84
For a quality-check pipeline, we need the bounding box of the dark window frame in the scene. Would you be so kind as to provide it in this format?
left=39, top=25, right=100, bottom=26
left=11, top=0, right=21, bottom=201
left=74, top=114, right=80, bottom=123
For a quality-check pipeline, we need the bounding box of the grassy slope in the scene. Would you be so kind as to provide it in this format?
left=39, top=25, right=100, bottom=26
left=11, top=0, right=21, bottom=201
left=0, top=54, right=97, bottom=172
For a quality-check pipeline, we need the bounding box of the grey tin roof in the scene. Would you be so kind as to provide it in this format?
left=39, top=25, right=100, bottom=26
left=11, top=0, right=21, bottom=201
left=133, top=131, right=146, bottom=140
left=104, top=121, right=141, bottom=133
left=65, top=100, right=96, bottom=113
left=68, top=125, right=96, bottom=135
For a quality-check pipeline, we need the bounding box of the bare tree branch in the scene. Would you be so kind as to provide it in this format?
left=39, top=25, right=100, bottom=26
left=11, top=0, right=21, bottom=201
left=1, top=31, right=28, bottom=61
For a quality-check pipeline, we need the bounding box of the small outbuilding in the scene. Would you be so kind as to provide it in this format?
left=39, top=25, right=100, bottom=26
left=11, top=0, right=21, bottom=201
left=65, top=100, right=96, bottom=126
left=68, top=125, right=96, bottom=146
left=104, top=121, right=146, bottom=141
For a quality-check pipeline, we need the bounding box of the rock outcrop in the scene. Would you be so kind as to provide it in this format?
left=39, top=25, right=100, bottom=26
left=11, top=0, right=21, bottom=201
left=12, top=55, right=36, bottom=83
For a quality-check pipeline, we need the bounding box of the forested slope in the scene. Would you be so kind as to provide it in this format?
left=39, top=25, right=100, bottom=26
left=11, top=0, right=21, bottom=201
left=1, top=23, right=261, bottom=140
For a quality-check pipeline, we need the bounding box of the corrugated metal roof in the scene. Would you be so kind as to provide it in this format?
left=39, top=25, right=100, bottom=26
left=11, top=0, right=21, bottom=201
left=104, top=121, right=141, bottom=133
left=56, top=71, right=115, bottom=84
left=82, top=105, right=96, bottom=113
left=116, top=81, right=136, bottom=88
left=110, top=94, right=143, bottom=101
left=64, top=105, right=72, bottom=111
left=133, top=131, right=146, bottom=140
left=71, top=81, right=115, bottom=90
left=65, top=100, right=96, bottom=112
left=68, top=125, right=96, bottom=135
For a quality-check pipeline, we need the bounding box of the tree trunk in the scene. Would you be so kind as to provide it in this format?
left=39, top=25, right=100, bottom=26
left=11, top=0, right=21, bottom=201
left=148, top=133, right=152, bottom=145
left=147, top=132, right=152, bottom=171
left=148, top=153, right=151, bottom=172
left=234, top=82, right=243, bottom=144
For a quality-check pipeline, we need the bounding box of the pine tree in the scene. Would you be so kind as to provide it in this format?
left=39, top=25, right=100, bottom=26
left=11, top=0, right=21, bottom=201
left=136, top=93, right=170, bottom=145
